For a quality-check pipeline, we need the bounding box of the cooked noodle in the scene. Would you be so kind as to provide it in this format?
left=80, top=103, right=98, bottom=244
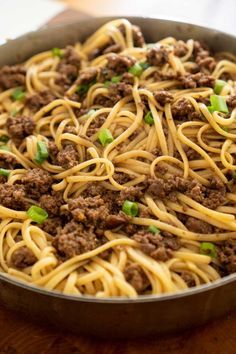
left=0, top=19, right=236, bottom=298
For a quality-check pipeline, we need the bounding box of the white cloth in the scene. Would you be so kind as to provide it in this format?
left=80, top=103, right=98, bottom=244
left=0, top=0, right=65, bottom=44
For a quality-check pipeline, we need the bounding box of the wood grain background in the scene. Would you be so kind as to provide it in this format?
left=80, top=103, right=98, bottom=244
left=0, top=7, right=235, bottom=354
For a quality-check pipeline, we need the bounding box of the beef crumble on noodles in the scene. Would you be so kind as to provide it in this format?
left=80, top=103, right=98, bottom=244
left=0, top=19, right=236, bottom=298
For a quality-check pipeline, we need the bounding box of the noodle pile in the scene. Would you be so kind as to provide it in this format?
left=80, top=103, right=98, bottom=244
left=0, top=19, right=236, bottom=298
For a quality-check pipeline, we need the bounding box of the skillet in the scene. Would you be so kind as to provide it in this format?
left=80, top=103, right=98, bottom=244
left=0, top=16, right=235, bottom=338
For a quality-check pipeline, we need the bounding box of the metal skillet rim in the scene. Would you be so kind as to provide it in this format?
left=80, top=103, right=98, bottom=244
left=0, top=15, right=235, bottom=304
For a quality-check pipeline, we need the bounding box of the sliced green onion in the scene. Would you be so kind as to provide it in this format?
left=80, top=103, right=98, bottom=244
left=0, top=135, right=9, bottom=143
left=200, top=242, right=217, bottom=258
left=122, top=200, right=139, bottom=217
left=214, top=80, right=226, bottom=95
left=52, top=47, right=63, bottom=58
left=111, top=75, right=121, bottom=83
left=232, top=172, right=236, bottom=179
left=98, top=128, right=114, bottom=146
left=27, top=205, right=48, bottom=224
left=104, top=81, right=111, bottom=88
left=148, top=225, right=160, bottom=234
left=0, top=145, right=10, bottom=151
left=11, top=88, right=26, bottom=101
left=207, top=106, right=214, bottom=113
left=210, top=95, right=229, bottom=113
left=140, top=62, right=150, bottom=70
left=0, top=168, right=10, bottom=177
left=128, top=63, right=143, bottom=77
left=34, top=141, right=48, bottom=164
left=144, top=111, right=154, bottom=125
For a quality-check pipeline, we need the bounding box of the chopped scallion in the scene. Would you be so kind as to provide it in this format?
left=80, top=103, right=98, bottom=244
left=98, top=128, right=114, bottom=146
left=148, top=225, right=160, bottom=234
left=27, top=205, right=48, bottom=224
left=140, top=62, right=150, bottom=70
left=122, top=200, right=139, bottom=217
left=144, top=111, right=154, bottom=125
left=0, top=168, right=10, bottom=177
left=104, top=81, right=111, bottom=88
left=214, top=80, right=226, bottom=95
left=0, top=135, right=9, bottom=143
left=52, top=47, right=63, bottom=58
left=128, top=63, right=143, bottom=77
left=34, top=141, right=48, bottom=164
left=11, top=88, right=26, bottom=101
left=111, top=75, right=121, bottom=83
left=200, top=242, right=217, bottom=258
left=0, top=145, right=10, bottom=151
left=210, top=95, right=229, bottom=113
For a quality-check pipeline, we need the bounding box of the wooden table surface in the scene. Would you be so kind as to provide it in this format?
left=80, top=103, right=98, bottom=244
left=0, top=6, right=235, bottom=354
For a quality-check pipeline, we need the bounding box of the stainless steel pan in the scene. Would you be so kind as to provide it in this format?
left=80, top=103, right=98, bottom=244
left=0, top=17, right=235, bottom=338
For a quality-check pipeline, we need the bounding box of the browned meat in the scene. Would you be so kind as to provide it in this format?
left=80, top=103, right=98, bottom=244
left=179, top=72, right=215, bottom=89
left=68, top=195, right=109, bottom=225
left=132, top=230, right=180, bottom=261
left=118, top=24, right=145, bottom=47
left=25, top=90, right=56, bottom=111
left=180, top=271, right=196, bottom=287
left=55, top=46, right=81, bottom=90
left=53, top=221, right=100, bottom=258
left=227, top=95, right=236, bottom=109
left=11, top=246, right=37, bottom=269
left=40, top=192, right=63, bottom=216
left=40, top=217, right=62, bottom=236
left=172, top=98, right=201, bottom=121
left=0, top=183, right=28, bottom=210
left=108, top=82, right=133, bottom=104
left=106, top=54, right=136, bottom=74
left=47, top=140, right=59, bottom=164
left=77, top=67, right=98, bottom=85
left=218, top=239, right=236, bottom=274
left=121, top=72, right=135, bottom=85
left=146, top=46, right=169, bottom=67
left=202, top=176, right=226, bottom=209
left=184, top=146, right=200, bottom=160
left=0, top=65, right=26, bottom=89
left=56, top=145, right=79, bottom=169
left=117, top=186, right=143, bottom=205
left=105, top=212, right=130, bottom=229
left=113, top=172, right=132, bottom=185
left=0, top=153, right=18, bottom=169
left=86, top=114, right=107, bottom=137
left=173, top=40, right=188, bottom=57
left=103, top=43, right=121, bottom=54
left=154, top=90, right=174, bottom=105
left=6, top=116, right=35, bottom=143
left=146, top=175, right=226, bottom=209
left=132, top=25, right=145, bottom=47
left=196, top=55, right=216, bottom=74
left=124, top=263, right=150, bottom=293
left=185, top=216, right=213, bottom=233
left=94, top=95, right=114, bottom=107
left=22, top=168, right=53, bottom=199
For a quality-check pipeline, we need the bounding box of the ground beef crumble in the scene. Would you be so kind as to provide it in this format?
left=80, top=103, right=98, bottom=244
left=124, top=262, right=150, bottom=293
left=6, top=116, right=35, bottom=143
left=0, top=65, right=26, bottom=89
left=132, top=230, right=181, bottom=261
left=11, top=246, right=37, bottom=269
left=52, top=221, right=101, bottom=258
left=21, top=168, right=53, bottom=199
left=217, top=239, right=236, bottom=275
